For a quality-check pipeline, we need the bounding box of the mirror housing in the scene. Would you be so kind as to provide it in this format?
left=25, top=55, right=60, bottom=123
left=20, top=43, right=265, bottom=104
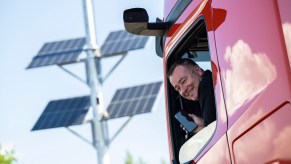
left=123, top=8, right=167, bottom=36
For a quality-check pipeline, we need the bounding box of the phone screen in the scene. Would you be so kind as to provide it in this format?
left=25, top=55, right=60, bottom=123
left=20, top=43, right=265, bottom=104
left=175, top=110, right=197, bottom=133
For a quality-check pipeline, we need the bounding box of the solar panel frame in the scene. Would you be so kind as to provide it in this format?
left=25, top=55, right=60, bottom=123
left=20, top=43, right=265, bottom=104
left=100, top=30, right=149, bottom=57
left=104, top=81, right=162, bottom=120
left=27, top=37, right=86, bottom=69
left=31, top=95, right=91, bottom=131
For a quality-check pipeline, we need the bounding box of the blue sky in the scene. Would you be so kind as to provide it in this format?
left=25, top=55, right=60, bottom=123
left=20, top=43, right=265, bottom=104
left=0, top=0, right=169, bottom=163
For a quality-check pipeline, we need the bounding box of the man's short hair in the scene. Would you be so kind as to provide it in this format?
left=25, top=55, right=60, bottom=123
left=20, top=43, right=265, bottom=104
left=167, top=58, right=198, bottom=78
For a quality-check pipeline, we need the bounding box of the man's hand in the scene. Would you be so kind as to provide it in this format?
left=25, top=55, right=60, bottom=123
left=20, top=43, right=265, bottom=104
left=180, top=124, right=189, bottom=135
left=188, top=114, right=205, bottom=133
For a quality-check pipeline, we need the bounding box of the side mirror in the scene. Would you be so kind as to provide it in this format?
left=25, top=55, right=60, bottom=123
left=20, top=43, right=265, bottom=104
left=123, top=8, right=167, bottom=36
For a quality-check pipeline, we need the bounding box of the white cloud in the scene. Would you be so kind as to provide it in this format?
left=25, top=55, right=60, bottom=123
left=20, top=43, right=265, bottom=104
left=223, top=40, right=276, bottom=116
left=232, top=105, right=291, bottom=163
left=283, top=22, right=291, bottom=70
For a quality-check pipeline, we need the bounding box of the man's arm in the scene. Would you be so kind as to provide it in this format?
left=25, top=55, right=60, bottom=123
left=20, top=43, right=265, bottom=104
left=188, top=114, right=204, bottom=133
left=199, top=71, right=216, bottom=126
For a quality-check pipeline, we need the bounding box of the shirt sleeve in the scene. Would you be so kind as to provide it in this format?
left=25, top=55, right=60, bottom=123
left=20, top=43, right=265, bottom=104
left=199, top=71, right=217, bottom=126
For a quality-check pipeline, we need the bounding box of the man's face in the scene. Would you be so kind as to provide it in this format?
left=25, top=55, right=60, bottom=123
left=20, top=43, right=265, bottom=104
left=169, top=65, right=201, bottom=101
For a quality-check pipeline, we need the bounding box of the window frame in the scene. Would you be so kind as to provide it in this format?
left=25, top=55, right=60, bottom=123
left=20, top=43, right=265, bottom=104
left=165, top=16, right=218, bottom=163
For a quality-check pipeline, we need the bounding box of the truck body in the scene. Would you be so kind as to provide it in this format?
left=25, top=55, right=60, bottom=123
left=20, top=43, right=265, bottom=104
left=123, top=0, right=291, bottom=163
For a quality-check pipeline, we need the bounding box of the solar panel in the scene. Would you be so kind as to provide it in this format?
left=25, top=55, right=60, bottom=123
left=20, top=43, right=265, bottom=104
left=104, top=81, right=162, bottom=120
left=27, top=37, right=86, bottom=69
left=31, top=95, right=91, bottom=131
left=100, top=30, right=149, bottom=57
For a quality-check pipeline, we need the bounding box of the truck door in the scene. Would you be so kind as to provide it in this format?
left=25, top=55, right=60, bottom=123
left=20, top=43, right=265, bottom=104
left=211, top=0, right=291, bottom=163
left=163, top=0, right=232, bottom=163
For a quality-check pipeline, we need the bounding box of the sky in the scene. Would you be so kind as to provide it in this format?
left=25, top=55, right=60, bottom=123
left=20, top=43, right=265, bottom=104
left=0, top=0, right=170, bottom=164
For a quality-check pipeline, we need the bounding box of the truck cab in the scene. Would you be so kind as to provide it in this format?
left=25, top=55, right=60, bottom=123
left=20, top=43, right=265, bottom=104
left=123, top=0, right=291, bottom=163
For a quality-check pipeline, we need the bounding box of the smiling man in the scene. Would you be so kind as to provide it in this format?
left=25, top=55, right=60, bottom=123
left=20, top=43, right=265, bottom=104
left=168, top=58, right=216, bottom=134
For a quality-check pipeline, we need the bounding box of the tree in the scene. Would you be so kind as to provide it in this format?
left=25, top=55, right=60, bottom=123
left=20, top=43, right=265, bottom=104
left=124, top=151, right=146, bottom=164
left=125, top=151, right=168, bottom=164
left=0, top=144, right=17, bottom=164
left=125, top=151, right=134, bottom=164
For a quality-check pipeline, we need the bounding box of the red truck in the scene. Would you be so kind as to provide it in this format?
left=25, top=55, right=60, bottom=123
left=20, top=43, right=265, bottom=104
left=123, top=0, right=291, bottom=163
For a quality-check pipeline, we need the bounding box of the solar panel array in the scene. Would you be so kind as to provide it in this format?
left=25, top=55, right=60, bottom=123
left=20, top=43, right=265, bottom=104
left=27, top=30, right=149, bottom=69
left=31, top=95, right=91, bottom=131
left=27, top=37, right=86, bottom=69
left=104, top=81, right=162, bottom=120
left=100, top=30, right=149, bottom=57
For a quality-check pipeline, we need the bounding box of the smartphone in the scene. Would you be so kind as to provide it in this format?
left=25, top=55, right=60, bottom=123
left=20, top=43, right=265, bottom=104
left=175, top=110, right=197, bottom=133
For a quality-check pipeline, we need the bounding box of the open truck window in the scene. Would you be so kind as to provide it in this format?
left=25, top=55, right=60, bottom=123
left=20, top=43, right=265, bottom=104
left=166, top=18, right=217, bottom=163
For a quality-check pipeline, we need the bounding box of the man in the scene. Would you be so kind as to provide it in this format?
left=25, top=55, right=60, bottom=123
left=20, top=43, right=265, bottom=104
left=168, top=58, right=216, bottom=134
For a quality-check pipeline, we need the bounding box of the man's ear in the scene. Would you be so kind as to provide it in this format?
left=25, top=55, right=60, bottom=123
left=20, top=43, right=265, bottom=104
left=194, top=65, right=203, bottom=76
left=193, top=65, right=200, bottom=72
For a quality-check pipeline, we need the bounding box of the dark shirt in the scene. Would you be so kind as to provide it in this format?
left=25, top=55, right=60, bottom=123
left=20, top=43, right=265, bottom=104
left=182, top=97, right=201, bottom=117
left=198, top=70, right=216, bottom=126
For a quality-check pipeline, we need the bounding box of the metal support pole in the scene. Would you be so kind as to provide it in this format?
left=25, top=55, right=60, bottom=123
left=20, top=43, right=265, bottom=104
left=109, top=116, right=133, bottom=144
left=57, top=65, right=87, bottom=85
left=102, top=54, right=127, bottom=82
left=66, top=127, right=93, bottom=147
left=82, top=0, right=109, bottom=163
